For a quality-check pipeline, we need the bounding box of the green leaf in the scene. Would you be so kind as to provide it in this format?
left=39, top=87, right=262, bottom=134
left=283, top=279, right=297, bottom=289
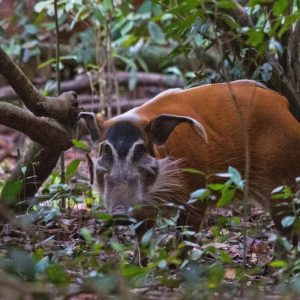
left=269, top=260, right=287, bottom=268
left=66, top=159, right=80, bottom=180
left=94, top=212, right=113, bottom=221
left=141, top=228, right=153, bottom=247
left=246, top=29, right=264, bottom=47
left=47, top=264, right=70, bottom=287
left=273, top=0, right=288, bottom=17
left=278, top=12, right=300, bottom=37
left=272, top=186, right=293, bottom=199
left=281, top=216, right=296, bottom=228
left=217, top=0, right=238, bottom=9
left=35, top=257, right=49, bottom=273
left=121, top=264, right=150, bottom=286
left=121, top=21, right=134, bottom=36
left=1, top=180, right=23, bottom=205
left=137, top=0, right=152, bottom=14
left=148, top=21, right=166, bottom=45
left=189, top=188, right=211, bottom=203
left=93, top=6, right=105, bottom=23
left=81, top=227, right=92, bottom=241
left=208, top=183, right=226, bottom=191
left=183, top=168, right=205, bottom=176
left=228, top=166, right=244, bottom=189
left=111, top=241, right=124, bottom=252
left=217, top=188, right=235, bottom=208
left=72, top=139, right=89, bottom=151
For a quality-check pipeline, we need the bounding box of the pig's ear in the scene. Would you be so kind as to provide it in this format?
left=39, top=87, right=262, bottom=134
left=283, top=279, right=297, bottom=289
left=86, top=153, right=94, bottom=184
left=79, top=112, right=104, bottom=142
left=146, top=114, right=208, bottom=146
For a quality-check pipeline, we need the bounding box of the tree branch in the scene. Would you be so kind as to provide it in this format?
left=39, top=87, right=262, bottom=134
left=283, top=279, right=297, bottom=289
left=0, top=102, right=72, bottom=150
left=0, top=46, right=79, bottom=123
left=0, top=47, right=48, bottom=114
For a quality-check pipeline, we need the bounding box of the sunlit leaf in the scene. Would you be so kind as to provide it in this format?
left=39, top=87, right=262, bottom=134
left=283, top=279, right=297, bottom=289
left=281, top=216, right=296, bottom=228
left=72, top=139, right=89, bottom=151
left=269, top=260, right=287, bottom=268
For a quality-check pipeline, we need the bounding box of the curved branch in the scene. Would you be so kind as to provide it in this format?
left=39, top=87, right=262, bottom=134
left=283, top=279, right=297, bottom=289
left=0, top=47, right=48, bottom=114
left=0, top=102, right=72, bottom=150
left=0, top=47, right=79, bottom=123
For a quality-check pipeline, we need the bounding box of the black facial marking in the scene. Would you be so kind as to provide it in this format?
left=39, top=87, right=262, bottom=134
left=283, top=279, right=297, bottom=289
left=133, top=144, right=146, bottom=161
left=106, top=122, right=144, bottom=159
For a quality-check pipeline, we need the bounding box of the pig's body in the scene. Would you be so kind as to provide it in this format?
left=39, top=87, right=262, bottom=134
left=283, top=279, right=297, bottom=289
left=82, top=80, right=300, bottom=242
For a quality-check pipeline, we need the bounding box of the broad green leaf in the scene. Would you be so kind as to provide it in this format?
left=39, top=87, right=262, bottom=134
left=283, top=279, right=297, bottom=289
left=148, top=21, right=166, bottom=45
left=273, top=0, right=288, bottom=17
left=246, top=29, right=264, bottom=47
left=66, top=159, right=80, bottom=180
left=1, top=180, right=23, bottom=205
left=121, top=21, right=134, bottom=36
left=272, top=186, right=293, bottom=199
left=217, top=188, right=235, bottom=208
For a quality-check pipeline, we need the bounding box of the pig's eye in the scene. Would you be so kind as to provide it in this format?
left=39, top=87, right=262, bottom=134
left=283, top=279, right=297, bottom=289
left=133, top=144, right=146, bottom=161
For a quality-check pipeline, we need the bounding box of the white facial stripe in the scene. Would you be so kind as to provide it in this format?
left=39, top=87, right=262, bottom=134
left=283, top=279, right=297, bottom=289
left=99, top=140, right=119, bottom=161
left=126, top=139, right=145, bottom=161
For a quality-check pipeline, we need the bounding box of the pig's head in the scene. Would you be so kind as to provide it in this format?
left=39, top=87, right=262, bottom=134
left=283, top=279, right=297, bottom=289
left=80, top=112, right=207, bottom=222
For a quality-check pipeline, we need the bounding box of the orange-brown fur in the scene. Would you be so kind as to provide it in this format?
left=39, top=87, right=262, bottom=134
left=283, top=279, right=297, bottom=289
left=97, top=81, right=300, bottom=238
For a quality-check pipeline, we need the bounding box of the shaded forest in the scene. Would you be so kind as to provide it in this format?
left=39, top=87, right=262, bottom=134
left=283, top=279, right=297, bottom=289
left=1, top=1, right=300, bottom=299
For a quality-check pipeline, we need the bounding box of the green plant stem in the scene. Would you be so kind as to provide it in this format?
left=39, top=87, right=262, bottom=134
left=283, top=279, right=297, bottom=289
left=54, top=0, right=66, bottom=209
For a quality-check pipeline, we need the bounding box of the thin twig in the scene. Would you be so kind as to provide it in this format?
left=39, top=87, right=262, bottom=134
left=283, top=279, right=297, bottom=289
left=54, top=0, right=66, bottom=208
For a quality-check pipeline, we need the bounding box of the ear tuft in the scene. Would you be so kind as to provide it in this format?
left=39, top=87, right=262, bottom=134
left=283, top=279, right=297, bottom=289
left=147, top=114, right=208, bottom=146
left=79, top=112, right=102, bottom=142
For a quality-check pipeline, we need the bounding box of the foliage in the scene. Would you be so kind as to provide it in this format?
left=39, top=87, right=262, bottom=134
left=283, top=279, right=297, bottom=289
left=1, top=0, right=300, bottom=298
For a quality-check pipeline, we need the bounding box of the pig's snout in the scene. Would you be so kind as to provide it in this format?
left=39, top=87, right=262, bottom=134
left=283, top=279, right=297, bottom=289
left=110, top=205, right=134, bottom=225
left=111, top=205, right=127, bottom=216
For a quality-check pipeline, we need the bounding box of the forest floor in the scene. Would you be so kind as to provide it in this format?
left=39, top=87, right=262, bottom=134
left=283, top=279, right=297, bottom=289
left=0, top=128, right=297, bottom=300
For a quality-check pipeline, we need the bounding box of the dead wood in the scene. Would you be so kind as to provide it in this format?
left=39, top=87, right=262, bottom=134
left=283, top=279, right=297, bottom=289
left=0, top=72, right=184, bottom=101
left=0, top=46, right=80, bottom=211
